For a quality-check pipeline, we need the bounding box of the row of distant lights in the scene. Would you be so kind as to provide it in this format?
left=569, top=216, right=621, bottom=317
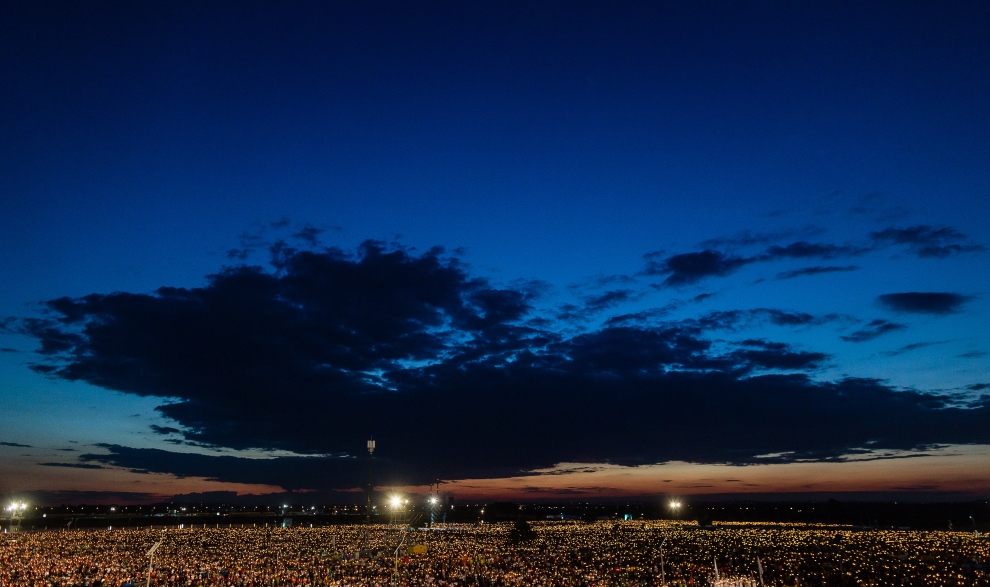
left=276, top=496, right=442, bottom=511
left=10, top=499, right=678, bottom=513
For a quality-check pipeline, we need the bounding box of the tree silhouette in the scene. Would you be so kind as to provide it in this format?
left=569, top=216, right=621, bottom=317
left=508, top=519, right=537, bottom=543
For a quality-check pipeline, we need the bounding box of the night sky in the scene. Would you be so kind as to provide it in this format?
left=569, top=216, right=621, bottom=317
left=2, top=1, right=988, bottom=506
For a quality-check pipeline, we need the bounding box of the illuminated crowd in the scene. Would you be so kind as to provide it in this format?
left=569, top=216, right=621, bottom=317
left=1, top=521, right=987, bottom=587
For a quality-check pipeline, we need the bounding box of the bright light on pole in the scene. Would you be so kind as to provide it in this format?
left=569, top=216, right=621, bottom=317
left=7, top=502, right=27, bottom=532
left=388, top=495, right=404, bottom=527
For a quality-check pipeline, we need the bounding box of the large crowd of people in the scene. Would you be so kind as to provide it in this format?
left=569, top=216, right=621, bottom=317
left=1, top=521, right=987, bottom=587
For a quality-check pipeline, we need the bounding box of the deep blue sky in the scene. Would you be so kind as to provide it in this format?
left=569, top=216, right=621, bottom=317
left=1, top=1, right=988, bottom=505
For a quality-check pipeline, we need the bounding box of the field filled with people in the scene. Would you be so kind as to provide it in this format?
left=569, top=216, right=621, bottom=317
left=1, top=521, right=987, bottom=587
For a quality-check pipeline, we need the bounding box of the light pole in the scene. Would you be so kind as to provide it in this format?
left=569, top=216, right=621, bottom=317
left=146, top=534, right=163, bottom=587
left=659, top=536, right=666, bottom=586
left=429, top=495, right=438, bottom=528
left=392, top=517, right=410, bottom=587
left=366, top=438, right=375, bottom=524
left=7, top=502, right=27, bottom=532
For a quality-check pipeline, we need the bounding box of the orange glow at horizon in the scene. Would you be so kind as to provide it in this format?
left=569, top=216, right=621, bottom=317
left=405, top=444, right=990, bottom=501
left=0, top=453, right=284, bottom=504
left=5, top=444, right=989, bottom=505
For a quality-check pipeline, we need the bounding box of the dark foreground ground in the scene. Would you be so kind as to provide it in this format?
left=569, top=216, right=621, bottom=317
left=2, top=521, right=988, bottom=587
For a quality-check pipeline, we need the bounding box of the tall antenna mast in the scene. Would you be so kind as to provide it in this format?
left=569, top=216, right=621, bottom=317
left=366, top=437, right=376, bottom=524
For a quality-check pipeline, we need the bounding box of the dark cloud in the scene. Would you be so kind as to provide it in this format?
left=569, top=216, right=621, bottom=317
left=292, top=225, right=324, bottom=246
left=692, top=308, right=843, bottom=331
left=604, top=307, right=674, bottom=327
left=840, top=319, right=908, bottom=343
left=877, top=292, right=972, bottom=315
left=561, top=289, right=642, bottom=321
left=646, top=250, right=753, bottom=286
left=38, top=462, right=108, bottom=470
left=150, top=425, right=182, bottom=435
left=79, top=445, right=379, bottom=490
left=226, top=248, right=251, bottom=260
left=603, top=294, right=714, bottom=327
left=698, top=226, right=825, bottom=249
left=18, top=490, right=167, bottom=506
left=871, top=226, right=984, bottom=258
left=554, top=303, right=583, bottom=322
left=519, top=486, right=609, bottom=495
left=1, top=441, right=33, bottom=448
left=759, top=309, right=829, bottom=327
left=583, top=290, right=638, bottom=313
left=643, top=223, right=978, bottom=289
left=227, top=218, right=345, bottom=262
left=892, top=484, right=941, bottom=492
left=737, top=339, right=787, bottom=349
left=760, top=242, right=866, bottom=261
left=567, top=274, right=638, bottom=292
left=833, top=451, right=941, bottom=463
left=728, top=347, right=829, bottom=371
left=776, top=266, right=859, bottom=280
left=879, top=341, right=951, bottom=357
left=645, top=239, right=866, bottom=287
left=959, top=351, right=987, bottom=358
left=0, top=347, right=20, bottom=353
left=506, top=278, right=552, bottom=301
left=16, top=242, right=990, bottom=489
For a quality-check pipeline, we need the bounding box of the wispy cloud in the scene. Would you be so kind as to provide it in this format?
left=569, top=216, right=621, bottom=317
left=841, top=319, right=907, bottom=343
left=776, top=266, right=859, bottom=280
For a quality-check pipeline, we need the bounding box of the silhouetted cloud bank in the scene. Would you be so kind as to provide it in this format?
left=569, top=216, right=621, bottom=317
left=16, top=241, right=990, bottom=490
